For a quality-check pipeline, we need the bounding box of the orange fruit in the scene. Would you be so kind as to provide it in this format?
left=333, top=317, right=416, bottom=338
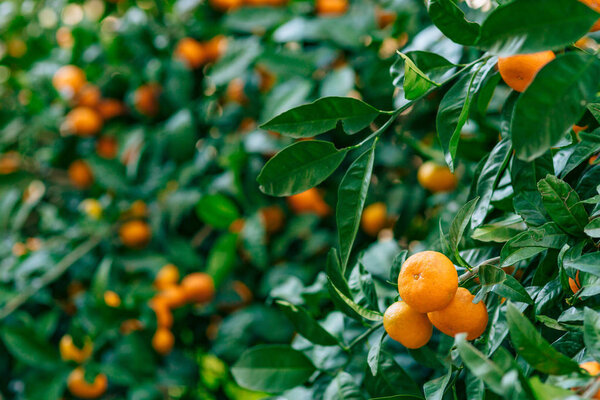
left=174, top=37, right=206, bottom=69
left=119, top=220, right=151, bottom=248
left=156, top=285, right=188, bottom=309
left=226, top=78, right=247, bottom=104
left=260, top=205, right=285, bottom=234
left=497, top=51, right=555, bottom=92
left=376, top=7, right=396, bottom=28
left=104, top=290, right=121, bottom=307
left=59, top=335, right=93, bottom=363
left=67, top=367, right=108, bottom=399
left=427, top=287, right=489, bottom=340
left=153, top=304, right=174, bottom=329
left=256, top=65, right=276, bottom=93
left=383, top=301, right=432, bottom=349
left=360, top=202, right=387, bottom=236
left=75, top=84, right=101, bottom=108
left=68, top=160, right=94, bottom=189
left=64, top=107, right=103, bottom=136
left=287, top=188, right=331, bottom=216
left=417, top=161, right=458, bottom=193
left=209, top=0, right=243, bottom=11
left=315, top=0, right=348, bottom=15
left=155, top=264, right=180, bottom=291
left=229, top=218, right=246, bottom=234
left=53, top=65, right=86, bottom=97
left=0, top=151, right=20, bottom=174
left=204, top=35, right=228, bottom=62
left=97, top=98, right=126, bottom=120
left=569, top=270, right=581, bottom=294
left=181, top=272, right=215, bottom=304
left=152, top=327, right=174, bottom=355
left=128, top=200, right=148, bottom=218
left=134, top=84, right=161, bottom=117
left=397, top=251, right=458, bottom=313
left=580, top=0, right=600, bottom=31
left=96, top=136, right=118, bottom=159
left=576, top=361, right=600, bottom=398
left=7, top=38, right=27, bottom=58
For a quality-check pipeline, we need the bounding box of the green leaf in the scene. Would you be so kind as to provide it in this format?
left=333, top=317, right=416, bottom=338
left=560, top=130, right=600, bottom=178
left=276, top=301, right=341, bottom=347
left=1, top=324, right=60, bottom=370
left=475, top=0, right=599, bottom=55
left=506, top=303, right=580, bottom=375
left=389, top=250, right=408, bottom=283
left=528, top=377, right=579, bottom=400
left=397, top=52, right=443, bottom=100
left=337, top=144, right=376, bottom=269
left=472, top=214, right=526, bottom=243
left=456, top=335, right=505, bottom=395
left=471, top=138, right=512, bottom=228
left=427, top=0, right=480, bottom=46
left=196, top=194, right=240, bottom=230
left=323, top=371, right=365, bottom=400
left=538, top=175, right=588, bottom=236
left=584, top=218, right=600, bottom=238
left=562, top=252, right=600, bottom=277
left=91, top=256, right=112, bottom=298
left=501, top=223, right=571, bottom=267
left=260, top=97, right=383, bottom=137
left=258, top=140, right=348, bottom=196
left=261, top=77, right=314, bottom=123
left=512, top=53, right=600, bottom=161
left=492, top=275, right=533, bottom=304
left=584, top=308, right=600, bottom=362
left=231, top=345, right=315, bottom=393
left=367, top=329, right=385, bottom=376
left=449, top=197, right=479, bottom=265
left=391, top=51, right=455, bottom=92
left=328, top=278, right=383, bottom=322
left=205, top=233, right=238, bottom=288
left=436, top=57, right=497, bottom=170
left=327, top=249, right=363, bottom=321
left=364, top=351, right=422, bottom=398
left=423, top=369, right=452, bottom=400
left=208, top=37, right=261, bottom=86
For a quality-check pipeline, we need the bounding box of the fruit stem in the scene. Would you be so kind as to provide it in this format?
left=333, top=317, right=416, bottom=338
left=345, top=322, right=383, bottom=351
left=458, top=256, right=500, bottom=283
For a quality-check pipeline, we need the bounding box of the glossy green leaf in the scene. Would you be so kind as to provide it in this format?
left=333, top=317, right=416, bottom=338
left=506, top=303, right=580, bottom=375
left=364, top=351, right=422, bottom=398
left=492, top=275, right=533, bottom=304
left=584, top=218, right=600, bottom=238
left=528, top=377, right=579, bottom=400
left=260, top=97, right=383, bottom=137
left=337, top=144, right=375, bottom=269
left=231, top=345, right=315, bottom=393
left=367, top=329, right=385, bottom=376
left=538, top=175, right=588, bottom=236
left=323, top=371, right=364, bottom=400
left=196, top=194, right=241, bottom=229
left=436, top=57, right=497, bottom=170
left=456, top=335, right=505, bottom=395
left=327, top=249, right=363, bottom=321
left=1, top=324, right=60, bottom=370
left=449, top=197, right=479, bottom=265
left=277, top=300, right=341, bottom=347
left=560, top=130, right=600, bottom=178
left=471, top=138, right=512, bottom=228
left=472, top=214, right=526, bottom=243
left=501, top=223, right=571, bottom=267
left=423, top=369, right=452, bottom=400
left=562, top=251, right=600, bottom=277
left=476, top=0, right=599, bottom=55
left=258, top=140, right=348, bottom=196
left=328, top=278, right=383, bottom=321
left=391, top=51, right=455, bottom=92
left=397, top=52, right=443, bottom=100
left=205, top=233, right=238, bottom=288
left=427, top=0, right=480, bottom=46
left=512, top=53, right=600, bottom=161
left=584, top=308, right=600, bottom=362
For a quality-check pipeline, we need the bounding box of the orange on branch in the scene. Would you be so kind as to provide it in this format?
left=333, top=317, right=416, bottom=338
left=119, top=220, right=151, bottom=248
left=174, top=37, right=206, bottom=69
left=181, top=272, right=215, bottom=304
left=64, top=107, right=103, bottom=136
left=383, top=301, right=432, bottom=349
left=53, top=65, right=86, bottom=97
left=155, top=264, right=180, bottom=291
left=152, top=327, right=174, bottom=355
left=498, top=51, right=555, bottom=92
left=287, top=188, right=331, bottom=216
left=68, top=160, right=94, bottom=189
left=67, top=368, right=107, bottom=399
left=427, top=287, right=489, bottom=340
left=134, top=84, right=161, bottom=117
left=59, top=335, right=93, bottom=363
left=417, top=161, right=458, bottom=193
left=361, top=202, right=388, bottom=236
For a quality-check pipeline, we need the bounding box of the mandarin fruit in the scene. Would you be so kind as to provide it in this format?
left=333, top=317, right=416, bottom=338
left=383, top=301, right=432, bottom=349
left=427, top=287, right=488, bottom=340
left=497, top=51, right=555, bottom=92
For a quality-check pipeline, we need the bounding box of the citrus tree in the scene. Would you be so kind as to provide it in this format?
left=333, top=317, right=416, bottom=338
left=228, top=0, right=600, bottom=399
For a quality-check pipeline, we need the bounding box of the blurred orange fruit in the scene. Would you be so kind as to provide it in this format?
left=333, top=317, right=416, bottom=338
left=119, top=220, right=151, bottom=248
left=287, top=188, right=331, bottom=216
left=96, top=136, right=118, bottom=159
left=59, top=335, right=93, bottom=363
left=75, top=84, right=101, bottom=108
left=417, top=161, right=458, bottom=193
left=152, top=327, right=174, bottom=355
left=181, top=272, right=215, bottom=304
left=104, top=290, right=121, bottom=307
left=67, top=367, right=107, bottom=399
left=68, top=160, right=94, bottom=189
left=0, top=152, right=20, bottom=174
left=155, top=264, right=180, bottom=291
left=97, top=98, right=126, bottom=120
left=64, top=107, right=103, bottom=136
left=157, top=285, right=188, bottom=309
left=498, top=51, right=555, bottom=92
left=174, top=37, right=206, bottom=69
left=204, top=35, right=228, bottom=62
left=260, top=205, right=285, bottom=234
left=134, top=84, right=161, bottom=117
left=209, top=0, right=243, bottom=11
left=398, top=251, right=458, bottom=313
left=383, top=301, right=432, bottom=348
left=315, top=0, right=348, bottom=15
left=361, top=202, right=387, bottom=236
left=427, top=287, right=488, bottom=340
left=53, top=65, right=87, bottom=97
left=226, top=78, right=247, bottom=104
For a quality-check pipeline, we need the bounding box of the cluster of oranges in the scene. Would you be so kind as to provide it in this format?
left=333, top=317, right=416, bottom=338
left=59, top=335, right=107, bottom=399
left=149, top=264, right=216, bottom=355
left=209, top=0, right=287, bottom=12
left=384, top=251, right=488, bottom=349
